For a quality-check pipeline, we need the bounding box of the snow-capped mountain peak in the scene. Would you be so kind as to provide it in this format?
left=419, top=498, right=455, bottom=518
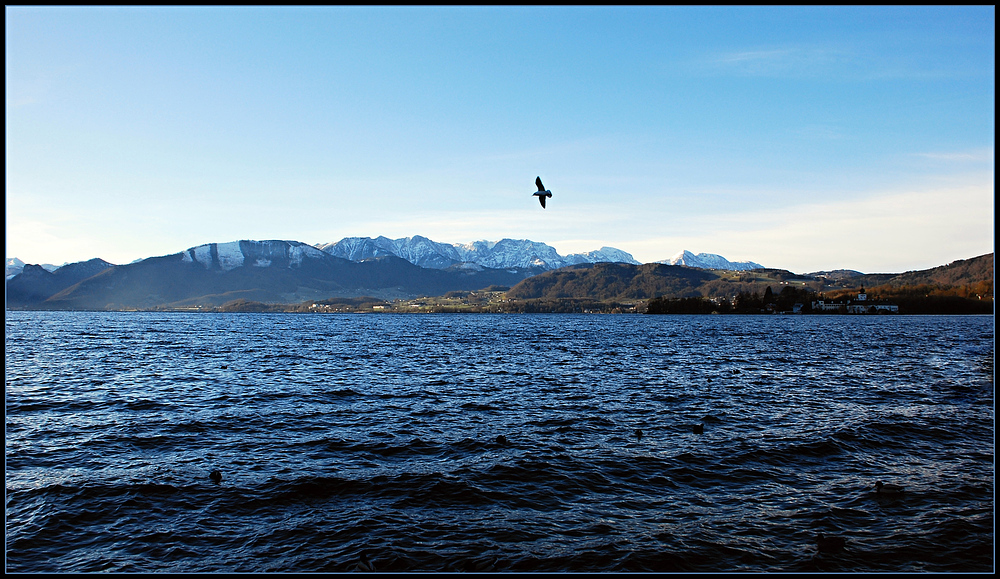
left=9, top=238, right=764, bottom=282
left=180, top=240, right=326, bottom=271
left=6, top=257, right=62, bottom=279
left=661, top=250, right=763, bottom=271
left=316, top=236, right=641, bottom=271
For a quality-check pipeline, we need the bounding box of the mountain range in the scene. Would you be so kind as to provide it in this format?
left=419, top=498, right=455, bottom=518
left=5, top=235, right=992, bottom=311
left=6, top=257, right=60, bottom=278
left=316, top=235, right=642, bottom=270
left=6, top=236, right=761, bottom=279
left=6, top=240, right=536, bottom=310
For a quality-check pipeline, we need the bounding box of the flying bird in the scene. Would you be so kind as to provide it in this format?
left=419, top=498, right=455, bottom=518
left=533, top=176, right=552, bottom=208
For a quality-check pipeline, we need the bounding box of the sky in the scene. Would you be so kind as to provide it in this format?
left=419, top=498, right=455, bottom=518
left=5, top=6, right=995, bottom=274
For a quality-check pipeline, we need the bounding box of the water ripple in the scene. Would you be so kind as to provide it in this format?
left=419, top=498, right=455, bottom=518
left=5, top=312, right=994, bottom=573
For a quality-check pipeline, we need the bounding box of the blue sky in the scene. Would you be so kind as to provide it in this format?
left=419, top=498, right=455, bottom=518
left=6, top=6, right=994, bottom=273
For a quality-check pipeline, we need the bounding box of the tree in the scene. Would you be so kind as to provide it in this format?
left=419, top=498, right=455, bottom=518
left=733, top=291, right=763, bottom=312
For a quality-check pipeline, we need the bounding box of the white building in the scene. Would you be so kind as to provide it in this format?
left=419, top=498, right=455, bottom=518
left=811, top=287, right=899, bottom=313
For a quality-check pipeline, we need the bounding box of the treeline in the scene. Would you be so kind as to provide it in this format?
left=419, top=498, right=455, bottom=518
left=494, top=298, right=637, bottom=313
left=215, top=299, right=297, bottom=313
left=824, top=281, right=993, bottom=302
left=732, top=285, right=815, bottom=313
left=211, top=297, right=640, bottom=314
left=205, top=281, right=993, bottom=315
left=820, top=281, right=993, bottom=314
left=647, top=284, right=993, bottom=315
left=646, top=297, right=727, bottom=314
left=647, top=285, right=817, bottom=314
left=215, top=297, right=390, bottom=313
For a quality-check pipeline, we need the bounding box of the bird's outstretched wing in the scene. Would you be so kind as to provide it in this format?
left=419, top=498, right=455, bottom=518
left=536, top=176, right=545, bottom=192
left=538, top=194, right=546, bottom=208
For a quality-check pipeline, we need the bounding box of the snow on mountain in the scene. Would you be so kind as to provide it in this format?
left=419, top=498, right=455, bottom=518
left=316, top=236, right=763, bottom=272
left=660, top=250, right=763, bottom=271
left=316, top=235, right=463, bottom=268
left=460, top=239, right=570, bottom=269
left=568, top=247, right=641, bottom=266
left=315, top=237, right=387, bottom=261
left=8, top=239, right=759, bottom=283
left=6, top=257, right=63, bottom=279
left=6, top=257, right=26, bottom=279
left=316, top=236, right=641, bottom=271
left=179, top=240, right=327, bottom=271
left=380, top=235, right=464, bottom=269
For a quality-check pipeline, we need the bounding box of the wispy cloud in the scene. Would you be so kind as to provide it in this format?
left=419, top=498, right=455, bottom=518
left=700, top=43, right=973, bottom=81
left=703, top=45, right=849, bottom=78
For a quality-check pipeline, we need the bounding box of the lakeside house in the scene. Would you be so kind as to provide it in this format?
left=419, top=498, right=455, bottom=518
left=811, top=287, right=899, bottom=314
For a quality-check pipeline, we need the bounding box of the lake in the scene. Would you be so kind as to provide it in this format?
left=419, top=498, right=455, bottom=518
left=4, top=312, right=994, bottom=572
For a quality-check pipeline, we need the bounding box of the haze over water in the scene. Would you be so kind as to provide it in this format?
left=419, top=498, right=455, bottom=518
left=5, top=312, right=994, bottom=573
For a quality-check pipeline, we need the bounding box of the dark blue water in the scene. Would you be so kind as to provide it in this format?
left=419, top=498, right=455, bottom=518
left=5, top=312, right=994, bottom=573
